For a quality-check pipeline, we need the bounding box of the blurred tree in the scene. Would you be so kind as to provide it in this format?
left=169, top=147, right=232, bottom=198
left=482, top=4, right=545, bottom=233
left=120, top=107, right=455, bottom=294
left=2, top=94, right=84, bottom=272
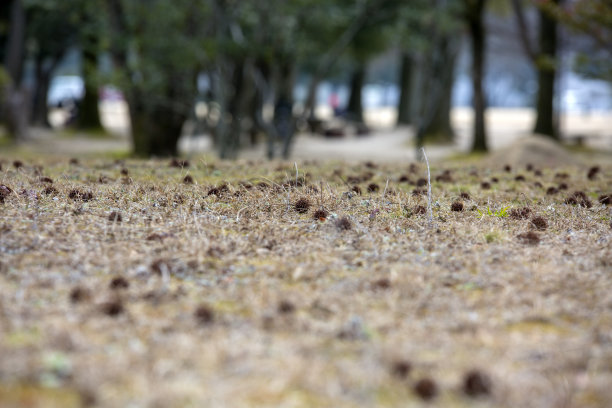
left=300, top=0, right=372, bottom=121
left=105, top=0, right=209, bottom=157
left=207, top=0, right=273, bottom=159
left=301, top=0, right=403, bottom=121
left=3, top=0, right=25, bottom=85
left=345, top=22, right=395, bottom=124
left=394, top=1, right=435, bottom=127
left=542, top=0, right=612, bottom=82
left=272, top=60, right=296, bottom=158
left=534, top=0, right=562, bottom=139
left=395, top=51, right=413, bottom=126
left=206, top=0, right=402, bottom=158
left=0, top=3, right=9, bottom=63
left=77, top=1, right=104, bottom=131
left=77, top=44, right=102, bottom=131
left=416, top=35, right=459, bottom=147
left=238, top=0, right=303, bottom=159
left=346, top=64, right=366, bottom=123
left=0, top=3, right=11, bottom=126
left=26, top=0, right=80, bottom=127
left=1, top=0, right=102, bottom=132
left=401, top=1, right=460, bottom=149
left=511, top=0, right=563, bottom=139
left=462, top=0, right=489, bottom=152
left=2, top=0, right=28, bottom=140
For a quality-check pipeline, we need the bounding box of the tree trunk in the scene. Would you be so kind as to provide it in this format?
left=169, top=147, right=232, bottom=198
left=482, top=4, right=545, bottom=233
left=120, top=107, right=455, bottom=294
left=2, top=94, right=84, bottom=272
left=219, top=60, right=246, bottom=159
left=4, top=85, right=29, bottom=140
left=277, top=60, right=296, bottom=159
left=415, top=34, right=458, bottom=148
left=304, top=75, right=321, bottom=121
left=346, top=64, right=365, bottom=123
left=422, top=58, right=454, bottom=144
left=248, top=60, right=270, bottom=146
left=129, top=94, right=185, bottom=157
left=4, top=0, right=25, bottom=85
left=246, top=59, right=279, bottom=158
left=31, top=56, right=54, bottom=127
left=2, top=0, right=27, bottom=141
left=468, top=0, right=488, bottom=153
left=79, top=81, right=101, bottom=130
left=415, top=53, right=432, bottom=150
left=533, top=1, right=560, bottom=139
left=106, top=0, right=188, bottom=158
left=411, top=55, right=426, bottom=141
left=78, top=49, right=102, bottom=130
left=0, top=3, right=11, bottom=63
left=106, top=0, right=128, bottom=70
left=396, top=52, right=413, bottom=126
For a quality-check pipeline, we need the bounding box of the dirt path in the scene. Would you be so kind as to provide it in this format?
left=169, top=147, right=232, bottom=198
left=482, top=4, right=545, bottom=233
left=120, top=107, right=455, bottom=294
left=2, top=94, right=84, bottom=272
left=235, top=127, right=458, bottom=163
left=14, top=107, right=612, bottom=163
left=18, top=127, right=130, bottom=156
left=183, top=107, right=612, bottom=163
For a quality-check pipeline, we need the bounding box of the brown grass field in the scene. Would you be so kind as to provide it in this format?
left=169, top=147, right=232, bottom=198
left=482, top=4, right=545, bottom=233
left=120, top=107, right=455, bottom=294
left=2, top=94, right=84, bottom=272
left=0, top=152, right=611, bottom=407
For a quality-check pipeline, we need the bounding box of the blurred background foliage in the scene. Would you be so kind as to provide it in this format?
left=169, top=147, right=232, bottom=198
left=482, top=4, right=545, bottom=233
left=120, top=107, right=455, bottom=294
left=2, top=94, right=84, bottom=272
left=0, top=0, right=610, bottom=158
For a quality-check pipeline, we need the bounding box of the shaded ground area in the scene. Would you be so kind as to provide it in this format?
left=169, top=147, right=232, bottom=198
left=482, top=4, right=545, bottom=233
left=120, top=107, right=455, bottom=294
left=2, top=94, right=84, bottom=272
left=0, top=156, right=611, bottom=407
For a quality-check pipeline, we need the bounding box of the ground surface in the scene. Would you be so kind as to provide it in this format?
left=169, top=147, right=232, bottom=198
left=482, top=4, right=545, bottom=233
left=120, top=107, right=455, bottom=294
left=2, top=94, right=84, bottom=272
left=0, top=153, right=611, bottom=407
left=21, top=107, right=612, bottom=162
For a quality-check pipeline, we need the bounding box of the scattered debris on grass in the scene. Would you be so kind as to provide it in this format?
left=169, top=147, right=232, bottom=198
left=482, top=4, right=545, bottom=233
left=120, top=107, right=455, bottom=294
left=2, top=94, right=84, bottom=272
left=313, top=208, right=329, bottom=221
left=108, top=211, right=123, bottom=222
left=413, top=205, right=427, bottom=215
left=0, top=156, right=610, bottom=407
left=517, top=231, right=541, bottom=245
left=451, top=201, right=464, bottom=212
left=564, top=191, right=592, bottom=208
left=194, top=305, right=215, bottom=325
left=335, top=216, right=352, bottom=231
left=463, top=369, right=492, bottom=397
left=587, top=166, right=600, bottom=180
left=391, top=360, right=412, bottom=379
left=530, top=216, right=548, bottom=230
left=170, top=158, right=189, bottom=168
left=599, top=194, right=611, bottom=205
left=414, top=377, right=438, bottom=400
left=109, top=276, right=130, bottom=290
left=367, top=183, right=380, bottom=193
left=294, top=197, right=311, bottom=214
left=277, top=300, right=296, bottom=314
left=509, top=207, right=532, bottom=220
left=69, top=287, right=91, bottom=304
left=68, top=189, right=94, bottom=202
left=100, top=300, right=124, bottom=317
left=371, top=278, right=392, bottom=290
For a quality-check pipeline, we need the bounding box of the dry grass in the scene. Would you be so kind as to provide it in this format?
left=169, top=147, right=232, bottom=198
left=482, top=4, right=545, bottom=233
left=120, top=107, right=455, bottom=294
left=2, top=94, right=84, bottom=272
left=0, top=156, right=611, bottom=407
